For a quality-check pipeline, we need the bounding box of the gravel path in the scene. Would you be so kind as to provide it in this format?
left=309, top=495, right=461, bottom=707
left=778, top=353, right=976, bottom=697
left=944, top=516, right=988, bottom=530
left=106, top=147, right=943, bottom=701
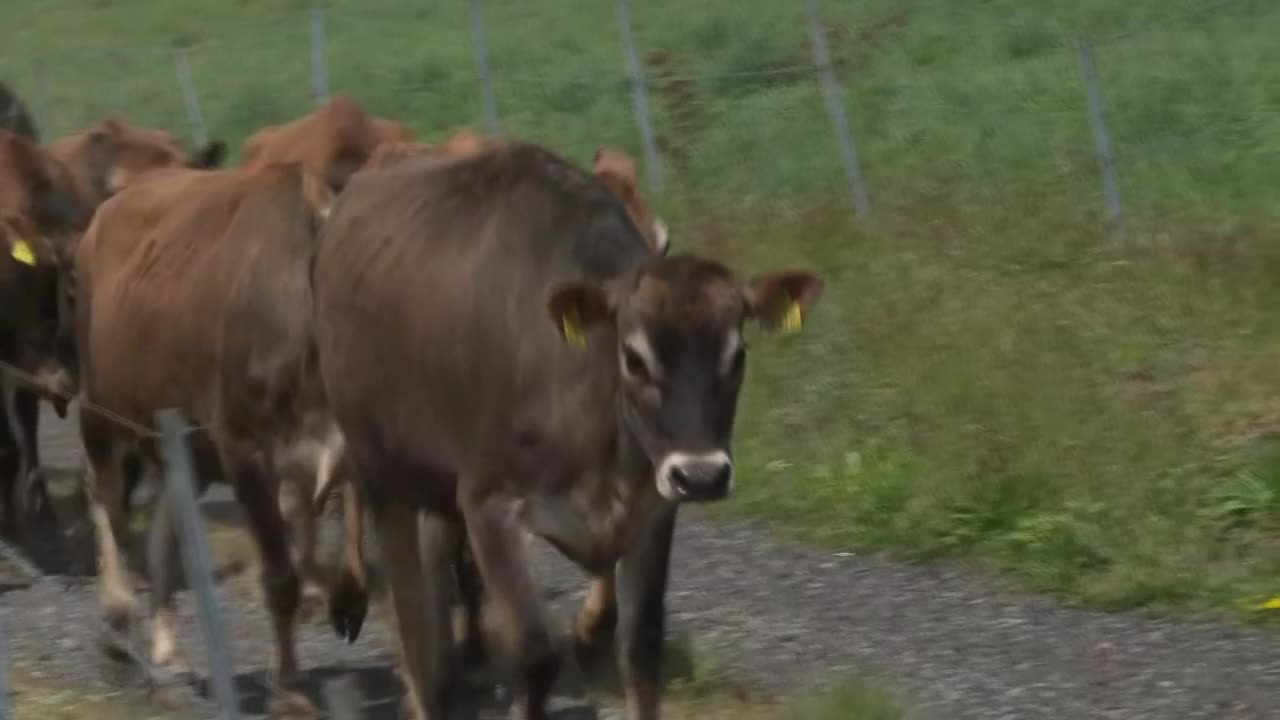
left=4, top=408, right=1280, bottom=719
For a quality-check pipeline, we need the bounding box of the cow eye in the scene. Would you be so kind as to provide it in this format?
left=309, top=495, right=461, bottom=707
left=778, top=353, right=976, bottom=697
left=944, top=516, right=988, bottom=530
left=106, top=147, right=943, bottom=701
left=622, top=346, right=650, bottom=382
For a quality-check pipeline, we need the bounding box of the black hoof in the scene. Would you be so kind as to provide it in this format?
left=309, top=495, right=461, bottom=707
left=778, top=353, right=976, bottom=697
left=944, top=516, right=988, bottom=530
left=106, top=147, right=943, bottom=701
left=328, top=573, right=367, bottom=644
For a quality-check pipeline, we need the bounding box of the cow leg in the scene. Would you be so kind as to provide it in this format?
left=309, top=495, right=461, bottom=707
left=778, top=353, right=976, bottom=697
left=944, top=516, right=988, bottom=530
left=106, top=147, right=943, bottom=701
left=147, top=433, right=222, bottom=683
left=277, top=475, right=325, bottom=617
left=614, top=507, right=677, bottom=720
left=575, top=571, right=618, bottom=655
left=0, top=386, right=18, bottom=537
left=145, top=485, right=193, bottom=679
left=217, top=439, right=313, bottom=716
left=3, top=384, right=44, bottom=536
left=81, top=408, right=139, bottom=655
left=373, top=502, right=456, bottom=720
left=461, top=494, right=559, bottom=720
left=328, top=472, right=368, bottom=644
left=454, top=534, right=488, bottom=673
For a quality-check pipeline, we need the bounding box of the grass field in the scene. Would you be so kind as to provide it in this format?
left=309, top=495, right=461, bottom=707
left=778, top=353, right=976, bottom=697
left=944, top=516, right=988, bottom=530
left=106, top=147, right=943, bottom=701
left=6, top=0, right=1280, bottom=619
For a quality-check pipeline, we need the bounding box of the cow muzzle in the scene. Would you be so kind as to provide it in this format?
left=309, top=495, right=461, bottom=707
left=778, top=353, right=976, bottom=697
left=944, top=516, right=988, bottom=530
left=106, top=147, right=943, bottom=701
left=655, top=450, right=733, bottom=503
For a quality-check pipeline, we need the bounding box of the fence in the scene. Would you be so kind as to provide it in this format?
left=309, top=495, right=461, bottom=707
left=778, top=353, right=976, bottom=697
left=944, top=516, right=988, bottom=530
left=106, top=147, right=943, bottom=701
left=0, top=360, right=368, bottom=719
left=2, top=0, right=1279, bottom=238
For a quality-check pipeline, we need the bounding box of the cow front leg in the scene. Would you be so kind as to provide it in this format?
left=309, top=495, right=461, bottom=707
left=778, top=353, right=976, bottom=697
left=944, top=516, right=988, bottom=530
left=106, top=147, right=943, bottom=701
left=615, top=507, right=677, bottom=720
left=461, top=493, right=560, bottom=720
left=372, top=502, right=456, bottom=720
left=4, top=385, right=44, bottom=535
left=575, top=571, right=617, bottom=654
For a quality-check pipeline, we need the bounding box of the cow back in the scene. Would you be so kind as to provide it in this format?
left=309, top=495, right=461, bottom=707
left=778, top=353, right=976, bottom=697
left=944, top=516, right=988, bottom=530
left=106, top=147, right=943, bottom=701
left=314, top=141, right=651, bottom=479
left=78, top=164, right=326, bottom=426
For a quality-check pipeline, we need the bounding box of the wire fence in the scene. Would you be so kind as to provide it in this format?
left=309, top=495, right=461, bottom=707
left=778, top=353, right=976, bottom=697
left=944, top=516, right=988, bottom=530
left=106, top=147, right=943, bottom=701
left=1, top=0, right=1278, bottom=233
left=2, top=1, right=1279, bottom=717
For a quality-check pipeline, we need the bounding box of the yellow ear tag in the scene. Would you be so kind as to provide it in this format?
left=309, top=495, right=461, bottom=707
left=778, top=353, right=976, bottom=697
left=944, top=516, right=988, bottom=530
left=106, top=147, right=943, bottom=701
left=562, top=307, right=587, bottom=349
left=9, top=239, right=37, bottom=267
left=779, top=299, right=803, bottom=334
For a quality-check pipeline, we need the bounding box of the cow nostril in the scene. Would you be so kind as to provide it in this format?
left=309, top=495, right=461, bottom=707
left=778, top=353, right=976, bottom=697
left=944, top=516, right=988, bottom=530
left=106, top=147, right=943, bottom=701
left=669, top=466, right=691, bottom=496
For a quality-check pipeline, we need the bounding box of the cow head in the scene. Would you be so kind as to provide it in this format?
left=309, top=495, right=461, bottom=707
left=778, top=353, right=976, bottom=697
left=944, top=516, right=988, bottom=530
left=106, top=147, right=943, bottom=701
left=63, top=115, right=226, bottom=206
left=0, top=222, right=76, bottom=418
left=0, top=131, right=86, bottom=416
left=547, top=256, right=823, bottom=503
left=594, top=147, right=670, bottom=256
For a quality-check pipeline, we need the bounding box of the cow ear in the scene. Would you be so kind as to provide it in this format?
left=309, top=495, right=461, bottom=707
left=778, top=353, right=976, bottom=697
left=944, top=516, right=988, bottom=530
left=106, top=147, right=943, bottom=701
left=83, top=127, right=118, bottom=200
left=546, top=281, right=614, bottom=349
left=192, top=140, right=227, bottom=169
left=1, top=218, right=54, bottom=268
left=743, top=270, right=824, bottom=334
left=593, top=147, right=638, bottom=201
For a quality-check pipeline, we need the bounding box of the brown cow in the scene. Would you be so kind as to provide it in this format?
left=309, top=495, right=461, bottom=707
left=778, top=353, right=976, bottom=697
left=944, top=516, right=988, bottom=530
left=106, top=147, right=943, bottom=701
left=45, top=114, right=227, bottom=216
left=0, top=129, right=88, bottom=536
left=313, top=140, right=822, bottom=719
left=323, top=134, right=675, bottom=659
left=240, top=94, right=414, bottom=192
left=75, top=162, right=338, bottom=713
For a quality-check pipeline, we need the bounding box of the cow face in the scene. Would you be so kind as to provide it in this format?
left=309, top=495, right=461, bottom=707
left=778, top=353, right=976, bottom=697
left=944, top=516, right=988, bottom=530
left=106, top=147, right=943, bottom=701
left=547, top=256, right=823, bottom=503
left=593, top=147, right=670, bottom=256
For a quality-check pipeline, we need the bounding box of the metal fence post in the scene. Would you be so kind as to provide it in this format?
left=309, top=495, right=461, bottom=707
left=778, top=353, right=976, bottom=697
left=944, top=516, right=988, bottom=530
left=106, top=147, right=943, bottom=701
left=107, top=50, right=129, bottom=113
left=172, top=44, right=210, bottom=149
left=803, top=0, right=871, bottom=217
left=155, top=410, right=240, bottom=720
left=614, top=0, right=664, bottom=195
left=465, top=0, right=501, bottom=135
left=309, top=7, right=331, bottom=107
left=321, top=675, right=364, bottom=720
left=1075, top=37, right=1123, bottom=245
left=0, top=605, right=9, bottom=720
left=31, top=58, right=50, bottom=141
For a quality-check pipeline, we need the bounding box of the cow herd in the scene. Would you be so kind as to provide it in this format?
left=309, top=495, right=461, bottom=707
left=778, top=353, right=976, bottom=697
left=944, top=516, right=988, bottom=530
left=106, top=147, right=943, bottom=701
left=0, top=80, right=823, bottom=720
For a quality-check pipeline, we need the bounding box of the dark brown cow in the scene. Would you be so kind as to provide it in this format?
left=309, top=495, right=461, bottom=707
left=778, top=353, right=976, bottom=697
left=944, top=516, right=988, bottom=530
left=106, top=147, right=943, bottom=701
left=45, top=114, right=226, bottom=217
left=323, top=134, right=675, bottom=659
left=75, top=162, right=338, bottom=712
left=0, top=128, right=88, bottom=536
left=313, top=141, right=822, bottom=719
left=240, top=94, right=414, bottom=192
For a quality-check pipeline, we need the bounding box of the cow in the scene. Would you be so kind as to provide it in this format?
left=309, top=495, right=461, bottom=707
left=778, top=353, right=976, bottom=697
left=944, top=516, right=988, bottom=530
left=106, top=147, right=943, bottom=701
left=45, top=114, right=227, bottom=216
left=239, top=94, right=414, bottom=193
left=322, top=137, right=677, bottom=661
left=74, top=161, right=339, bottom=714
left=40, top=114, right=227, bottom=528
left=312, top=140, right=823, bottom=720
left=0, top=128, right=89, bottom=537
